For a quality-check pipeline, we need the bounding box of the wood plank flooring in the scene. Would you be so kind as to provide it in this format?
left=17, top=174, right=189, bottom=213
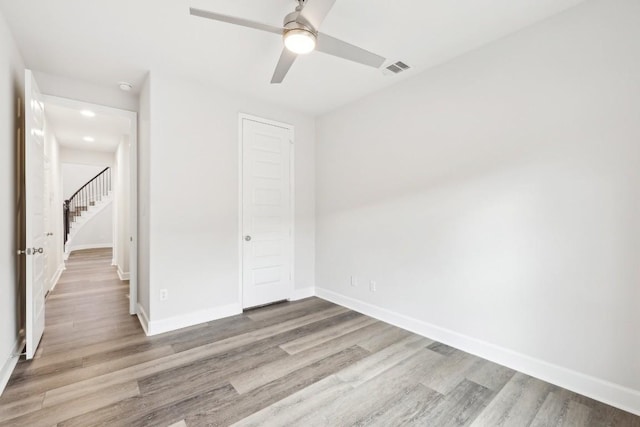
left=0, top=248, right=638, bottom=426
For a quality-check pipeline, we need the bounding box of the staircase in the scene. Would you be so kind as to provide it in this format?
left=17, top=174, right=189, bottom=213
left=64, top=167, right=112, bottom=256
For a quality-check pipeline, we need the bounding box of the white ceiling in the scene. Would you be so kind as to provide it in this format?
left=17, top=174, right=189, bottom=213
left=45, top=103, right=130, bottom=152
left=0, top=0, right=586, bottom=115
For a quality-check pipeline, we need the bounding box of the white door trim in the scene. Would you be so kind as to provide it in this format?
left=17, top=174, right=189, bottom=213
left=43, top=95, right=138, bottom=315
left=238, top=113, right=295, bottom=309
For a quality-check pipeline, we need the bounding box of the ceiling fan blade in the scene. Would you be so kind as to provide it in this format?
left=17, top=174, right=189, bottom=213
left=316, top=34, right=386, bottom=68
left=298, top=0, right=337, bottom=30
left=271, top=49, right=298, bottom=84
left=190, top=7, right=282, bottom=35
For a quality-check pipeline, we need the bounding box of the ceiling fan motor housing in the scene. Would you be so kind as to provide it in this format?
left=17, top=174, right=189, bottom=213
left=282, top=9, right=317, bottom=56
left=283, top=10, right=316, bottom=35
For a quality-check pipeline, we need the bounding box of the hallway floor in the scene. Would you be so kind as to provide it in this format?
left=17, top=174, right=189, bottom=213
left=0, top=249, right=638, bottom=426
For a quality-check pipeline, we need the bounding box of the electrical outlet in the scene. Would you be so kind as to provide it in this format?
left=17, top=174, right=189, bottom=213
left=350, top=276, right=358, bottom=287
left=160, top=289, right=168, bottom=301
left=369, top=280, right=377, bottom=292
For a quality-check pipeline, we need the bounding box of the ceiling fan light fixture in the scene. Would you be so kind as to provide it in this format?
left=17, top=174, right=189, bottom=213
left=284, top=28, right=316, bottom=54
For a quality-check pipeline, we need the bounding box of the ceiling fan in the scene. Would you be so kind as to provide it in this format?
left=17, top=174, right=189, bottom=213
left=190, top=0, right=387, bottom=84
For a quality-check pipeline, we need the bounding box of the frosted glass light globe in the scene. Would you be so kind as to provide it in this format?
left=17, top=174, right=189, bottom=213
left=284, top=29, right=316, bottom=54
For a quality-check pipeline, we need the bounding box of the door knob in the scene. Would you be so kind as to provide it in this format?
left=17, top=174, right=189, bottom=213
left=244, top=235, right=252, bottom=241
left=17, top=248, right=43, bottom=255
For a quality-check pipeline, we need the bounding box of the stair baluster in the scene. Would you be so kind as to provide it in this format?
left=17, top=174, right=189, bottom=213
left=63, top=167, right=112, bottom=245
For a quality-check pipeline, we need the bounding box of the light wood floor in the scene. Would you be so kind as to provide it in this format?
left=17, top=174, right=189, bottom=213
left=0, top=249, right=638, bottom=426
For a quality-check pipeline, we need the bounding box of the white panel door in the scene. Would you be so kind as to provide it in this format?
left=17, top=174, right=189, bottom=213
left=241, top=117, right=293, bottom=308
left=24, top=70, right=46, bottom=360
left=43, top=152, right=55, bottom=293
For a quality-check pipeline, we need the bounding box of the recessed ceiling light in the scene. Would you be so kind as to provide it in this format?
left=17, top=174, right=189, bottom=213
left=80, top=110, right=95, bottom=118
left=118, top=82, right=133, bottom=91
left=83, top=136, right=95, bottom=142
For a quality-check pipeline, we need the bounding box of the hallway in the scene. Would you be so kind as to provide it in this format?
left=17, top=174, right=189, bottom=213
left=44, top=248, right=137, bottom=353
left=0, top=248, right=144, bottom=425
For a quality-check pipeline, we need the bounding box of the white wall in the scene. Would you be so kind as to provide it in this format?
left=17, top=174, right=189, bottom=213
left=316, top=0, right=640, bottom=414
left=67, top=202, right=113, bottom=251
left=137, top=74, right=151, bottom=318
left=60, top=148, right=113, bottom=169
left=0, top=10, right=24, bottom=394
left=139, top=71, right=315, bottom=331
left=114, top=137, right=130, bottom=277
left=62, top=163, right=109, bottom=199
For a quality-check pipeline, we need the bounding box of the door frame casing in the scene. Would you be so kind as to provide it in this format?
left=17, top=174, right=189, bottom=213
left=43, top=95, right=138, bottom=315
left=238, top=113, right=295, bottom=309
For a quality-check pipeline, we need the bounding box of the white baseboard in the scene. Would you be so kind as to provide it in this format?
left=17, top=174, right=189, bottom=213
left=117, top=266, right=130, bottom=281
left=315, top=287, right=640, bottom=416
left=0, top=338, right=23, bottom=396
left=290, top=287, right=315, bottom=301
left=143, top=303, right=242, bottom=336
left=136, top=303, right=150, bottom=336
left=48, top=263, right=65, bottom=293
left=65, top=243, right=113, bottom=255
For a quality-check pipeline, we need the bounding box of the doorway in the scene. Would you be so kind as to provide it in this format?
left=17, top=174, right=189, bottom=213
left=42, top=96, right=138, bottom=316
left=239, top=114, right=294, bottom=309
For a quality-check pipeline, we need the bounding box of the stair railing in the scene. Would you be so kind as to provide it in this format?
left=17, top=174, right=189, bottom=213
left=63, top=167, right=112, bottom=244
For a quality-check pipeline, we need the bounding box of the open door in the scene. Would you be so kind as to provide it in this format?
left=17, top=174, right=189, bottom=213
left=24, top=70, right=46, bottom=359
